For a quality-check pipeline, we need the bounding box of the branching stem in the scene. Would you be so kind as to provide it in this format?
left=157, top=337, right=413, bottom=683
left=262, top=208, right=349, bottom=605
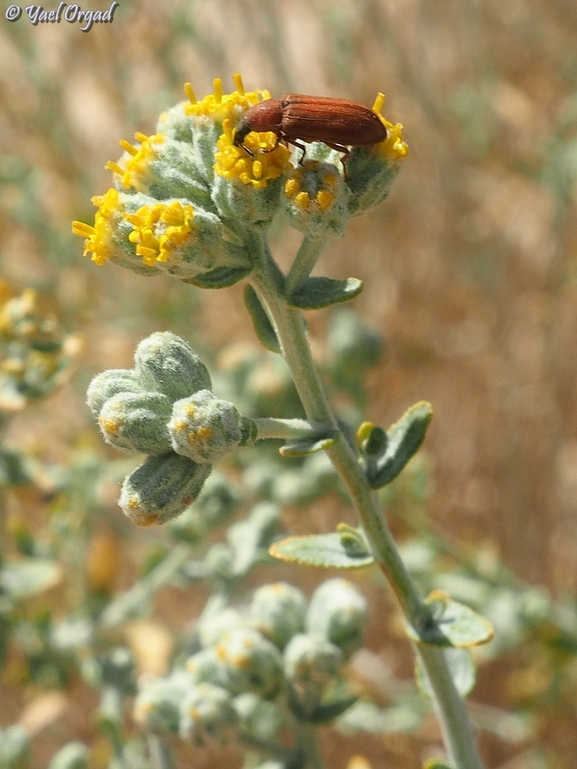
left=247, top=230, right=485, bottom=769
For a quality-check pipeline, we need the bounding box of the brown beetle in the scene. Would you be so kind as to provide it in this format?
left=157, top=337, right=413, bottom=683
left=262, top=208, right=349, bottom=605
left=233, top=94, right=387, bottom=163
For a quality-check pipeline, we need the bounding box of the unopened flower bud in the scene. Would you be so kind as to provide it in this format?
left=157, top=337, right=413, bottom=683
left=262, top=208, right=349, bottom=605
left=119, top=453, right=211, bottom=526
left=306, top=579, right=368, bottom=660
left=233, top=692, right=284, bottom=742
left=283, top=160, right=350, bottom=238
left=47, top=742, right=89, bottom=769
left=214, top=627, right=284, bottom=700
left=283, top=633, right=343, bottom=688
left=86, top=368, right=148, bottom=417
left=134, top=332, right=211, bottom=402
left=169, top=390, right=251, bottom=464
left=249, top=582, right=306, bottom=649
left=179, top=683, right=239, bottom=744
left=97, top=391, right=172, bottom=455
left=0, top=725, right=30, bottom=768
left=134, top=670, right=196, bottom=733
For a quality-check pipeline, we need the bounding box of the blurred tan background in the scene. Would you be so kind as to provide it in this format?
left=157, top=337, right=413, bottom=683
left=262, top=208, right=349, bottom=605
left=1, top=0, right=576, bottom=766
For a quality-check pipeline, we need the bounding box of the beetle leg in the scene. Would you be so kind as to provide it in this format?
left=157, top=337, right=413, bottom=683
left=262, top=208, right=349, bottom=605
left=320, top=143, right=350, bottom=180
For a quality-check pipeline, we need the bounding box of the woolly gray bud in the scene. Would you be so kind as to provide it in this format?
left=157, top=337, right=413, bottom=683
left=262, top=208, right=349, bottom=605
left=169, top=390, right=247, bottom=464
left=119, top=453, right=211, bottom=526
left=305, top=579, right=368, bottom=660
left=134, top=331, right=211, bottom=402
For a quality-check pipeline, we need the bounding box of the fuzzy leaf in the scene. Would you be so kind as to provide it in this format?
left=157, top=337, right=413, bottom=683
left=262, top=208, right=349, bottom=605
left=182, top=265, right=252, bottom=289
left=288, top=277, right=364, bottom=310
left=303, top=695, right=359, bottom=724
left=417, top=647, right=477, bottom=699
left=408, top=591, right=495, bottom=648
left=279, top=432, right=338, bottom=457
left=366, top=401, right=433, bottom=488
left=1, top=559, right=62, bottom=600
left=244, top=286, right=281, bottom=354
left=269, top=531, right=374, bottom=570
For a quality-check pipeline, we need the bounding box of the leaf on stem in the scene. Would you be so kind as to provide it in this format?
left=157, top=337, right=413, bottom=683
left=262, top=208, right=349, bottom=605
left=416, top=646, right=477, bottom=699
left=408, top=591, right=495, bottom=648
left=288, top=277, right=364, bottom=310
left=244, top=285, right=281, bottom=354
left=269, top=530, right=374, bottom=570
left=365, top=401, right=433, bottom=489
left=279, top=431, right=338, bottom=457
left=181, top=265, right=252, bottom=289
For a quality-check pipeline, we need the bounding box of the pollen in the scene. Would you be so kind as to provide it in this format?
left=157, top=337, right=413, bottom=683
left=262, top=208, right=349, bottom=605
left=214, top=119, right=292, bottom=189
left=284, top=163, right=338, bottom=212
left=187, top=426, right=213, bottom=444
left=184, top=74, right=270, bottom=125
left=124, top=200, right=195, bottom=265
left=99, top=415, right=122, bottom=437
left=105, top=132, right=166, bottom=191
left=370, top=93, right=408, bottom=161
left=72, top=187, right=122, bottom=265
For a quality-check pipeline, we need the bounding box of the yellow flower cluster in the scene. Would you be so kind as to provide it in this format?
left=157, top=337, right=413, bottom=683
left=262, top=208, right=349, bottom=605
left=214, top=117, right=292, bottom=189
left=184, top=73, right=269, bottom=124
left=72, top=190, right=195, bottom=267
left=371, top=92, right=409, bottom=161
left=285, top=162, right=339, bottom=212
left=72, top=187, right=120, bottom=265
left=125, top=200, right=195, bottom=266
left=106, top=132, right=166, bottom=191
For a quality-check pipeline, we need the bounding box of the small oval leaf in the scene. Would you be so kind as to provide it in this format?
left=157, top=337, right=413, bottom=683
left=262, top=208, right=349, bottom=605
left=408, top=591, right=495, bottom=648
left=270, top=532, right=374, bottom=570
left=244, top=285, right=281, bottom=354
left=366, top=401, right=433, bottom=489
left=306, top=695, right=359, bottom=724
left=181, top=265, right=252, bottom=289
left=1, top=559, right=62, bottom=600
left=279, top=432, right=338, bottom=457
left=416, top=647, right=477, bottom=699
left=288, top=277, right=364, bottom=310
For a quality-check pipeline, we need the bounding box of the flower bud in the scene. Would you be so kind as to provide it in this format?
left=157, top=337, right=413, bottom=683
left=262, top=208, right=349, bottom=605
left=134, top=332, right=211, bottom=402
left=97, top=391, right=172, bottom=455
left=134, top=670, right=196, bottom=733
left=345, top=98, right=408, bottom=217
left=186, top=647, right=247, bottom=695
left=169, top=390, right=250, bottom=464
left=0, top=725, right=30, bottom=768
left=214, top=627, right=284, bottom=700
left=283, top=633, right=343, bottom=688
left=47, top=742, right=89, bottom=769
left=233, top=692, right=284, bottom=742
left=119, top=453, right=211, bottom=526
left=179, top=683, right=239, bottom=744
left=306, top=579, right=368, bottom=660
left=86, top=368, right=148, bottom=417
left=249, top=582, right=306, bottom=649
left=195, top=606, right=244, bottom=648
left=283, top=160, right=350, bottom=238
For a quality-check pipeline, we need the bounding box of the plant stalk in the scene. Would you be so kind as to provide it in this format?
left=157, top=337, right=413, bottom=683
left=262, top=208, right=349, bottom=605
left=248, top=231, right=485, bottom=769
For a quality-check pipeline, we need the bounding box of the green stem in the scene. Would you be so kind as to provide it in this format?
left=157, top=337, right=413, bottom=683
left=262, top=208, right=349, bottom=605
left=248, top=231, right=485, bottom=769
left=285, top=234, right=326, bottom=296
left=253, top=416, right=331, bottom=441
left=147, top=735, right=175, bottom=769
left=100, top=543, right=192, bottom=628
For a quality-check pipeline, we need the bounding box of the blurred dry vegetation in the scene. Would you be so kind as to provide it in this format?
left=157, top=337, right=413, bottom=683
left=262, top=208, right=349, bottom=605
left=1, top=0, right=577, bottom=767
